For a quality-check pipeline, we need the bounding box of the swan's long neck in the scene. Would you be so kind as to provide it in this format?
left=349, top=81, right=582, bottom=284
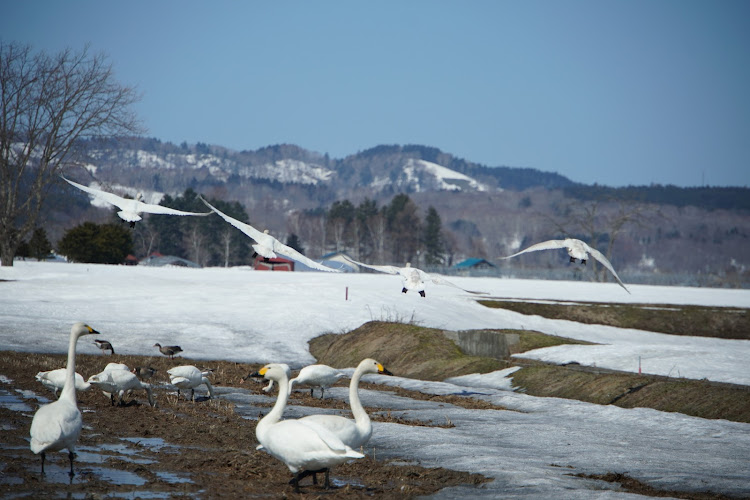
left=349, top=367, right=370, bottom=430
left=257, top=375, right=290, bottom=440
left=59, top=330, right=79, bottom=403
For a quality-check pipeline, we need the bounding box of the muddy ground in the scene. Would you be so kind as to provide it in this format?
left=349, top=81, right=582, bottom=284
left=0, top=351, right=490, bottom=498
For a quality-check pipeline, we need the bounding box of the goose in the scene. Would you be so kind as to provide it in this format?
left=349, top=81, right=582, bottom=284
left=132, top=366, right=157, bottom=381
left=61, top=175, right=210, bottom=227
left=199, top=196, right=340, bottom=272
left=87, top=369, right=155, bottom=407
left=288, top=364, right=346, bottom=399
left=343, top=256, right=485, bottom=297
left=35, top=369, right=90, bottom=398
left=29, top=322, right=99, bottom=478
left=251, top=363, right=364, bottom=492
left=167, top=365, right=215, bottom=401
left=93, top=339, right=115, bottom=355
left=299, top=359, right=392, bottom=450
left=154, top=343, right=183, bottom=359
left=502, top=238, right=630, bottom=293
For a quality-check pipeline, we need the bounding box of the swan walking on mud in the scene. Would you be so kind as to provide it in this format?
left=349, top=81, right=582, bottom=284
left=30, top=322, right=100, bottom=478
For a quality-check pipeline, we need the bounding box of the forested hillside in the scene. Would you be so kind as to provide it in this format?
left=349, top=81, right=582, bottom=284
left=32, top=138, right=749, bottom=286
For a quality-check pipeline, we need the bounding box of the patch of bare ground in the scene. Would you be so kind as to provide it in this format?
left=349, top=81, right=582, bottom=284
left=575, top=472, right=743, bottom=500
left=479, top=299, right=750, bottom=339
left=0, top=350, right=489, bottom=498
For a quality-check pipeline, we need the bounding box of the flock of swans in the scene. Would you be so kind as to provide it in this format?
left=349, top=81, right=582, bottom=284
left=30, top=322, right=393, bottom=492
left=33, top=176, right=632, bottom=489
left=61, top=175, right=631, bottom=294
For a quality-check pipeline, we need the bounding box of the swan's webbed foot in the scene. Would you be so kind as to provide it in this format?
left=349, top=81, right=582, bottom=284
left=581, top=259, right=587, bottom=265
left=569, top=256, right=576, bottom=263
left=419, top=290, right=425, bottom=297
left=129, top=221, right=135, bottom=228
left=401, top=287, right=408, bottom=294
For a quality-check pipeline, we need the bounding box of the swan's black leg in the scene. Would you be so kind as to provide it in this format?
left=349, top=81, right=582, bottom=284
left=323, top=468, right=331, bottom=489
left=68, top=450, right=75, bottom=479
left=581, top=259, right=587, bottom=265
left=40, top=451, right=45, bottom=475
left=569, top=256, right=576, bottom=263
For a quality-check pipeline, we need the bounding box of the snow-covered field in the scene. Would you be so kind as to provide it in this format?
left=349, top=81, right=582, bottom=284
left=1, top=261, right=749, bottom=498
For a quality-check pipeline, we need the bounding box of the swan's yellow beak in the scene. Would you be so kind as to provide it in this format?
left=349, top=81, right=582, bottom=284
left=259, top=366, right=268, bottom=376
left=377, top=363, right=393, bottom=376
left=86, top=325, right=100, bottom=335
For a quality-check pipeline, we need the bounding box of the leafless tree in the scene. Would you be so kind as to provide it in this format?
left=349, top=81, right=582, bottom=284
left=0, top=42, right=142, bottom=266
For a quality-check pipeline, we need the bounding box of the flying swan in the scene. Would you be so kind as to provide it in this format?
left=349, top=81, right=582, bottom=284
left=299, top=358, right=392, bottom=450
left=251, top=363, right=364, bottom=492
left=502, top=238, right=630, bottom=293
left=30, top=322, right=100, bottom=478
left=61, top=175, right=210, bottom=227
left=199, top=196, right=340, bottom=272
left=343, top=256, right=485, bottom=297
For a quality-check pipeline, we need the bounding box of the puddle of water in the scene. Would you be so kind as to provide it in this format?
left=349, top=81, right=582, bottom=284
left=76, top=444, right=154, bottom=465
left=331, top=477, right=366, bottom=488
left=86, top=465, right=147, bottom=486
left=16, top=388, right=49, bottom=404
left=0, top=388, right=33, bottom=411
left=154, top=470, right=192, bottom=484
left=121, top=437, right=173, bottom=452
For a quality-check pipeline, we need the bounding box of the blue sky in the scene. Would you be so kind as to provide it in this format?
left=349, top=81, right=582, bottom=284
left=2, top=1, right=748, bottom=187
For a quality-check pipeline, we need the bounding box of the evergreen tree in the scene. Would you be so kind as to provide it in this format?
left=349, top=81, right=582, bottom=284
left=423, top=206, right=444, bottom=266
left=29, top=227, right=53, bottom=261
left=58, top=222, right=133, bottom=264
left=286, top=233, right=305, bottom=255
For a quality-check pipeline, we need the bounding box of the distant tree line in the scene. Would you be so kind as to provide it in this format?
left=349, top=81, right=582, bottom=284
left=54, top=190, right=447, bottom=267
left=563, top=184, right=750, bottom=212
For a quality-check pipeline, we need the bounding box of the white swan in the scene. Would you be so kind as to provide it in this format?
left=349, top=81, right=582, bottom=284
left=35, top=369, right=90, bottom=398
left=61, top=175, right=210, bottom=227
left=343, top=256, right=485, bottom=297
left=199, top=196, right=340, bottom=273
left=88, top=368, right=155, bottom=407
left=252, top=363, right=364, bottom=492
left=288, top=364, right=346, bottom=399
left=167, top=365, right=215, bottom=401
left=30, top=322, right=99, bottom=478
left=502, top=238, right=630, bottom=293
left=300, top=359, right=392, bottom=450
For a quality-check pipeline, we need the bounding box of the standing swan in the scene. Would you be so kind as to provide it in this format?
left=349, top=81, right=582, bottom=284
left=30, top=322, right=99, bottom=478
left=167, top=365, right=215, bottom=401
left=288, top=364, right=346, bottom=399
left=252, top=363, right=364, bottom=492
left=299, top=359, right=392, bottom=449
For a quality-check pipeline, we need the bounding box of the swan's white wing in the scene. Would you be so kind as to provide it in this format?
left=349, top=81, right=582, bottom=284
left=502, top=239, right=568, bottom=259
left=342, top=255, right=401, bottom=275
left=200, top=196, right=266, bottom=242
left=583, top=244, right=631, bottom=294
left=423, top=272, right=487, bottom=294
left=135, top=201, right=210, bottom=217
left=296, top=419, right=363, bottom=457
left=62, top=176, right=129, bottom=210
left=269, top=239, right=341, bottom=272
